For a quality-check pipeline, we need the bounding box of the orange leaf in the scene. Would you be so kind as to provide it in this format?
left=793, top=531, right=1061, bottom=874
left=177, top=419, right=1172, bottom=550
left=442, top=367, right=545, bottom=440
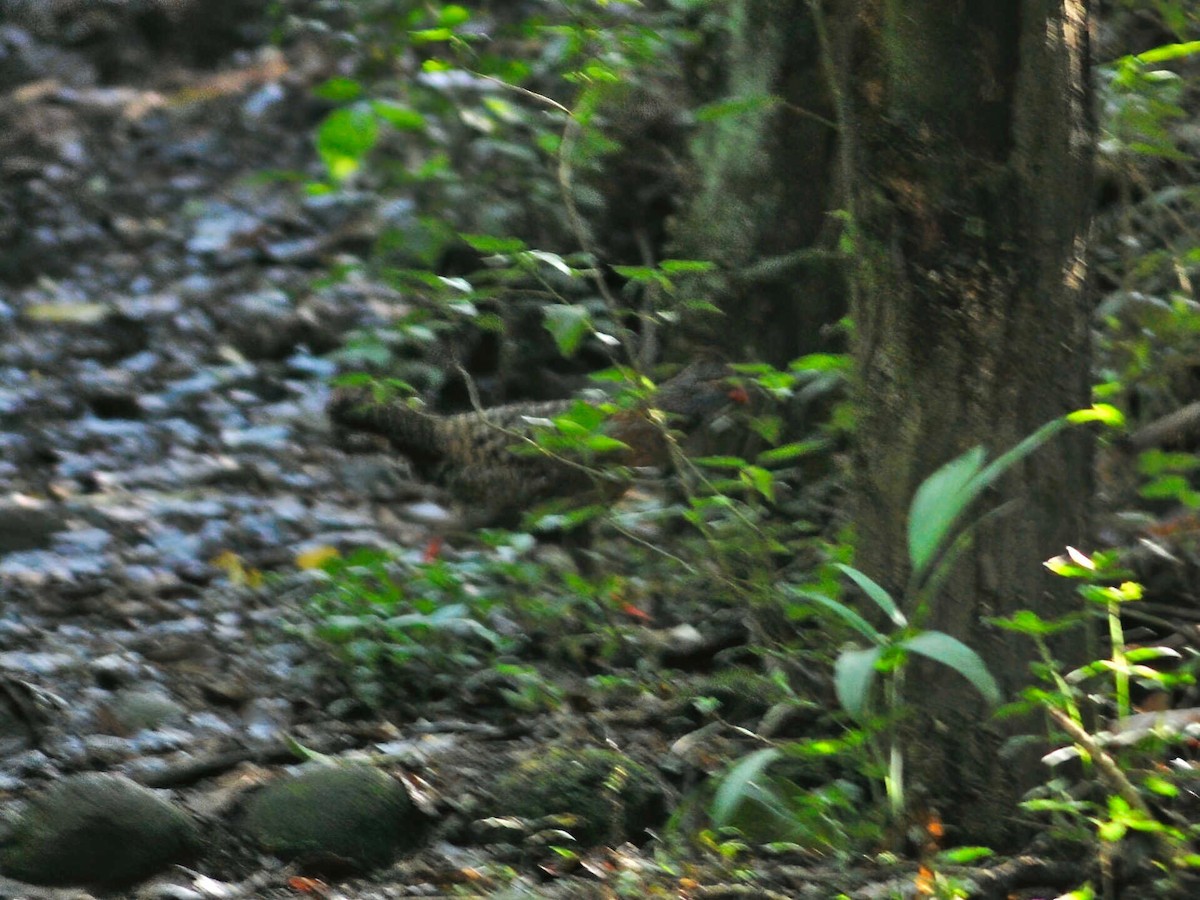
left=621, top=602, right=653, bottom=622
left=423, top=536, right=445, bottom=562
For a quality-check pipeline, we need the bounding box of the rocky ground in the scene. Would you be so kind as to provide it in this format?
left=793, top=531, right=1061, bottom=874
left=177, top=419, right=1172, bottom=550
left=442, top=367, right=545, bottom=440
left=4, top=3, right=1193, bottom=900
left=0, top=6, right=801, bottom=899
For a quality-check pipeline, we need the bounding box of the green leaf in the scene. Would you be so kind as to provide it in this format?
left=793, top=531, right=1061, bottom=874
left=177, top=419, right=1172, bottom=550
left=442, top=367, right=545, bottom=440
left=935, top=846, right=994, bottom=865
left=410, top=27, right=454, bottom=42
left=581, top=434, right=630, bottom=453
left=756, top=440, right=826, bottom=465
left=1131, top=40, right=1200, bottom=64
left=438, top=4, right=471, bottom=26
left=741, top=465, right=775, bottom=502
left=313, top=77, right=362, bottom=101
left=694, top=456, right=748, bottom=469
left=710, top=748, right=782, bottom=827
left=908, top=446, right=987, bottom=580
left=789, top=353, right=852, bottom=373
left=316, top=105, right=379, bottom=180
left=1067, top=403, right=1125, bottom=428
left=460, top=233, right=526, bottom=254
left=986, top=609, right=1080, bottom=636
left=611, top=265, right=660, bottom=281
left=543, top=305, right=592, bottom=357
left=835, top=646, right=883, bottom=721
left=835, top=564, right=905, bottom=627
left=786, top=587, right=884, bottom=643
left=899, top=631, right=1001, bottom=705
left=909, top=416, right=1071, bottom=583
left=659, top=258, right=715, bottom=274
left=371, top=100, right=426, bottom=131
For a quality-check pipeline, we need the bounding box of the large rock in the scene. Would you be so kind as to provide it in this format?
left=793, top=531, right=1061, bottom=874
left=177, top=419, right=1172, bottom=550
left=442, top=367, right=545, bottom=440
left=0, top=773, right=199, bottom=887
left=239, top=764, right=424, bottom=873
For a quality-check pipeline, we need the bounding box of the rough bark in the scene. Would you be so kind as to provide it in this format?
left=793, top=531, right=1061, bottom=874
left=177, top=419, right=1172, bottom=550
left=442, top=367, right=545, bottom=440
left=835, top=0, right=1095, bottom=846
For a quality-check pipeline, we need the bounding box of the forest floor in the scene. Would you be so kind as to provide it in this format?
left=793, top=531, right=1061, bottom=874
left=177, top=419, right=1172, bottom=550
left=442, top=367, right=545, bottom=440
left=1, top=4, right=1194, bottom=900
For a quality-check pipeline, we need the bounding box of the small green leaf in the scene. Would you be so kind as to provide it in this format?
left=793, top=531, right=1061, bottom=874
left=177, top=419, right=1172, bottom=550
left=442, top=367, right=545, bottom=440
left=741, top=465, right=775, bottom=502
left=438, top=4, right=471, bottom=26
left=543, top=305, right=592, bottom=357
left=314, top=77, right=363, bottom=101
left=1067, top=403, right=1125, bottom=428
left=582, top=435, right=630, bottom=453
left=900, top=631, right=1001, bottom=705
left=756, top=441, right=825, bottom=465
left=986, top=609, right=1080, bottom=636
left=460, top=233, right=526, bottom=254
left=316, top=105, right=379, bottom=180
left=789, top=353, right=852, bottom=373
left=835, top=646, right=883, bottom=721
left=611, top=265, right=660, bottom=282
left=659, top=258, right=715, bottom=274
left=935, top=846, right=994, bottom=865
left=371, top=100, right=426, bottom=131
left=694, top=456, right=748, bottom=469
left=410, top=27, right=454, bottom=42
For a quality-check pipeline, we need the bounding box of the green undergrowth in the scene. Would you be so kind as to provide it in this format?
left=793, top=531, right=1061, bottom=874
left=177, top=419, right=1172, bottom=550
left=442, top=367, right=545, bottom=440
left=271, top=0, right=1200, bottom=893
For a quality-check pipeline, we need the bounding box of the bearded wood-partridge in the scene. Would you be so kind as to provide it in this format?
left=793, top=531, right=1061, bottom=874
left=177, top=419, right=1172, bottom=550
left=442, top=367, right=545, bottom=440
left=328, top=360, right=740, bottom=530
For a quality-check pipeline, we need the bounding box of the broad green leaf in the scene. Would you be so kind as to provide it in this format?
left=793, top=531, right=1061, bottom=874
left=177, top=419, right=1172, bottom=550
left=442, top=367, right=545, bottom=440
left=900, top=631, right=1001, bottom=705
left=916, top=498, right=1018, bottom=606
left=786, top=587, right=884, bottom=643
left=835, top=564, right=905, bottom=627
left=910, top=416, right=1071, bottom=583
left=710, top=748, right=782, bottom=826
left=908, top=446, right=987, bottom=580
left=835, top=646, right=883, bottom=721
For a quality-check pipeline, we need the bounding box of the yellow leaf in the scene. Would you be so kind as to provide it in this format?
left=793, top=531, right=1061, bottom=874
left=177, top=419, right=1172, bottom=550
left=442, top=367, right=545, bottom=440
left=296, top=545, right=340, bottom=570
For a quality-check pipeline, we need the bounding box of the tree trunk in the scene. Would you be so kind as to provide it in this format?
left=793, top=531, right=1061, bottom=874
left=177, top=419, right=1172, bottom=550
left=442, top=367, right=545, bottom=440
left=671, top=0, right=845, bottom=366
left=835, top=0, right=1095, bottom=847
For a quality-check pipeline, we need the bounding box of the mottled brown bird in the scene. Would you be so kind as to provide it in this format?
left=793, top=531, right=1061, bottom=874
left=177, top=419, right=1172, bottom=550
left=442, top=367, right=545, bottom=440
left=328, top=360, right=739, bottom=530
